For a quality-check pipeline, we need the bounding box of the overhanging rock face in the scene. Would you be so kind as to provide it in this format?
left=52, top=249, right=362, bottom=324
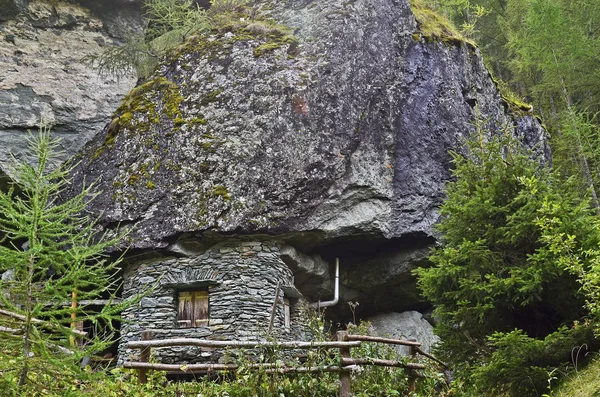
left=68, top=0, right=547, bottom=314
left=0, top=0, right=138, bottom=170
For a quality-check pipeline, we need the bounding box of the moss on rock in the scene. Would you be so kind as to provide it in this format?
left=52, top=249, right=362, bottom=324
left=94, top=76, right=184, bottom=158
left=213, top=185, right=231, bottom=200
left=409, top=0, right=476, bottom=48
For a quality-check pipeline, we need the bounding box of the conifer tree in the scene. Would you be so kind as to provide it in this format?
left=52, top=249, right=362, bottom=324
left=0, top=127, right=127, bottom=392
left=415, top=121, right=600, bottom=395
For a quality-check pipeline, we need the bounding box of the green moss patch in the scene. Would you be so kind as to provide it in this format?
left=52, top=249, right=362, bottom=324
left=409, top=0, right=476, bottom=47
left=495, top=79, right=534, bottom=115
left=94, top=77, right=184, bottom=158
left=213, top=185, right=231, bottom=200
left=166, top=8, right=298, bottom=64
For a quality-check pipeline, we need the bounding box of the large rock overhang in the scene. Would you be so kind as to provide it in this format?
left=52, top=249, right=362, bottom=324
left=65, top=0, right=547, bottom=319
left=68, top=0, right=547, bottom=252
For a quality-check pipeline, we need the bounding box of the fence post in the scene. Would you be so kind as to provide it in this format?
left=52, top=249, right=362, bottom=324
left=408, top=344, right=418, bottom=395
left=337, top=330, right=351, bottom=397
left=138, top=330, right=153, bottom=384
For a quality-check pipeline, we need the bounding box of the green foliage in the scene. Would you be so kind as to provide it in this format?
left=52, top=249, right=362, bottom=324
left=86, top=0, right=278, bottom=79
left=0, top=126, right=130, bottom=394
left=429, top=0, right=600, bottom=119
left=549, top=354, right=600, bottom=397
left=208, top=0, right=249, bottom=16
left=86, top=0, right=212, bottom=78
left=504, top=0, right=600, bottom=115
left=414, top=0, right=490, bottom=39
left=415, top=120, right=600, bottom=396
left=471, top=325, right=595, bottom=396
left=409, top=0, right=474, bottom=45
left=550, top=111, right=600, bottom=206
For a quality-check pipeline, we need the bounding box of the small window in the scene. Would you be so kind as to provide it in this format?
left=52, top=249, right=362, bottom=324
left=177, top=290, right=209, bottom=328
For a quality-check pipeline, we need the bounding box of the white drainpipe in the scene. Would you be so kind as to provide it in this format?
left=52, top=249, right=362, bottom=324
left=309, top=257, right=340, bottom=309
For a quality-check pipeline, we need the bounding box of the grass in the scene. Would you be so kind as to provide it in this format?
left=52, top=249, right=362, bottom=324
left=550, top=356, right=600, bottom=397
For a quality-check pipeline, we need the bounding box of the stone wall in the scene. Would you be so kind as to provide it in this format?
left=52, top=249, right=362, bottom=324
left=119, top=240, right=310, bottom=364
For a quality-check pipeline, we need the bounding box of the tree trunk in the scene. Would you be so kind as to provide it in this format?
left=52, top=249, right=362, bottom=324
left=18, top=255, right=35, bottom=388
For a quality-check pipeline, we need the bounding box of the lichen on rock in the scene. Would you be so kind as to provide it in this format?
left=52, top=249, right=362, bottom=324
left=72, top=0, right=547, bottom=246
left=68, top=0, right=548, bottom=311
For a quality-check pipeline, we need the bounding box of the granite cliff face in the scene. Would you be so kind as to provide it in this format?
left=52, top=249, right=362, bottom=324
left=0, top=0, right=138, bottom=169
left=67, top=0, right=546, bottom=317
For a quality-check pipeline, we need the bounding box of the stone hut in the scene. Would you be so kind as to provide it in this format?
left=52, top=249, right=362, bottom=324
left=118, top=240, right=313, bottom=364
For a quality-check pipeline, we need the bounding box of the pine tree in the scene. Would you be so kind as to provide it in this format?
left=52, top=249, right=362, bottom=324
left=415, top=121, right=600, bottom=395
left=0, top=127, right=128, bottom=392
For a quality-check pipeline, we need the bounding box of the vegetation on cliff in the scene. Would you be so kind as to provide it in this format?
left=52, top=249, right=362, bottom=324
left=422, top=0, right=600, bottom=202
left=87, top=0, right=296, bottom=79
left=413, top=1, right=600, bottom=395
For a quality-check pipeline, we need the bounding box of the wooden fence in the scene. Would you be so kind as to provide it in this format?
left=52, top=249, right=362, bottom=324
left=123, top=331, right=446, bottom=397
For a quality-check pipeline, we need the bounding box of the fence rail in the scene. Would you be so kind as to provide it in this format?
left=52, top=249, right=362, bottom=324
left=123, top=330, right=443, bottom=397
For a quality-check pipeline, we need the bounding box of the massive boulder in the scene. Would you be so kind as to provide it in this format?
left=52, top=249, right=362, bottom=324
left=69, top=0, right=546, bottom=316
left=366, top=311, right=439, bottom=355
left=0, top=0, right=138, bottom=168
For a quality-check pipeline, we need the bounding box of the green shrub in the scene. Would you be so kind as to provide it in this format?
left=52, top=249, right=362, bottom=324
left=415, top=119, right=600, bottom=396
left=470, top=325, right=596, bottom=396
left=0, top=127, right=132, bottom=394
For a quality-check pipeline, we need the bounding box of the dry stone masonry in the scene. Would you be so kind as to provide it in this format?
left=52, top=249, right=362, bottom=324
left=119, top=241, right=310, bottom=364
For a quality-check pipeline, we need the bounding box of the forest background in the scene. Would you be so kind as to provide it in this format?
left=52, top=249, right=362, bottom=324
left=413, top=0, right=600, bottom=396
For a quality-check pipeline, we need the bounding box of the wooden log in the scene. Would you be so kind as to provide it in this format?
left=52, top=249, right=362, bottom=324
left=75, top=299, right=122, bottom=306
left=0, top=308, right=87, bottom=337
left=55, top=299, right=123, bottom=307
left=0, top=325, right=21, bottom=334
left=125, top=362, right=289, bottom=372
left=341, top=357, right=425, bottom=370
left=263, top=366, right=350, bottom=374
left=1, top=330, right=74, bottom=355
left=268, top=281, right=280, bottom=335
left=408, top=344, right=418, bottom=394
left=338, top=331, right=351, bottom=397
left=123, top=361, right=350, bottom=374
left=346, top=334, right=421, bottom=347
left=127, top=338, right=361, bottom=350
left=70, top=290, right=77, bottom=348
left=126, top=362, right=239, bottom=372
left=138, top=331, right=153, bottom=384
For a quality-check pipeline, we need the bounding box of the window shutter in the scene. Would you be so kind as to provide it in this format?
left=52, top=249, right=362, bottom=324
left=193, top=290, right=209, bottom=327
left=177, top=291, right=193, bottom=328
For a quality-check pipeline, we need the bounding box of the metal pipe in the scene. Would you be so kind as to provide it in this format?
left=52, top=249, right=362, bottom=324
left=309, top=257, right=340, bottom=309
